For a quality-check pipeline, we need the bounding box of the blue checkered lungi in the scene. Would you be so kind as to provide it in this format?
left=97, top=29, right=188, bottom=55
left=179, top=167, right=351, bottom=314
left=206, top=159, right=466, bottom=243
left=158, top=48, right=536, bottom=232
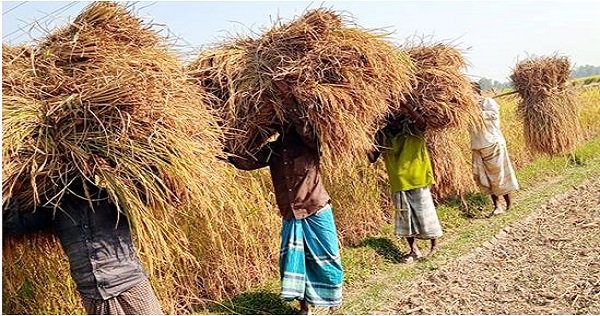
left=279, top=205, right=343, bottom=307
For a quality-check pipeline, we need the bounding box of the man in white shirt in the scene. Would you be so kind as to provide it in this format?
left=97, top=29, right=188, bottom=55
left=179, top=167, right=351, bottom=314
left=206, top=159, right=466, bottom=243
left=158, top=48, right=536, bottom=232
left=470, top=82, right=519, bottom=215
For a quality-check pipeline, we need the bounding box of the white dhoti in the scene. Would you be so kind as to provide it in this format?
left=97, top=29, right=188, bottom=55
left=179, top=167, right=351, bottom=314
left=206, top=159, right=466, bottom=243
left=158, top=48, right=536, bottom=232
left=472, top=142, right=519, bottom=196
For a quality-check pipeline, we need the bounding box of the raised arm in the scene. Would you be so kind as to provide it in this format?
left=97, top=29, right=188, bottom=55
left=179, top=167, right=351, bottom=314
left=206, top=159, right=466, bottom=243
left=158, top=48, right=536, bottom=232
left=290, top=113, right=319, bottom=151
left=481, top=98, right=500, bottom=121
left=367, top=129, right=386, bottom=163
left=404, top=106, right=427, bottom=130
left=226, top=143, right=273, bottom=171
left=3, top=201, right=53, bottom=237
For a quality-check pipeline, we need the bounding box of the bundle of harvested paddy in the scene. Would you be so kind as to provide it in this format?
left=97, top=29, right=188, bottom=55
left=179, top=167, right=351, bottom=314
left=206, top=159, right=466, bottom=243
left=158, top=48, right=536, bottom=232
left=2, top=1, right=226, bottom=312
left=2, top=44, right=35, bottom=95
left=511, top=56, right=582, bottom=155
left=188, top=9, right=416, bottom=160
left=425, top=129, right=475, bottom=201
left=394, top=43, right=482, bottom=131
left=3, top=2, right=222, bottom=213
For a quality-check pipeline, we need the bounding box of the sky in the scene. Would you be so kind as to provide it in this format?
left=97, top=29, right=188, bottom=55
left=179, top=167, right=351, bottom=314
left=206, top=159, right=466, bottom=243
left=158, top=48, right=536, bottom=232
left=2, top=1, right=600, bottom=82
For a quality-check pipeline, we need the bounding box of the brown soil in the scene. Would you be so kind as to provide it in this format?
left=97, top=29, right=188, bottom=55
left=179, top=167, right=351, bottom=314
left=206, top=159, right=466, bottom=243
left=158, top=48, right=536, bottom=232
left=385, top=178, right=600, bottom=314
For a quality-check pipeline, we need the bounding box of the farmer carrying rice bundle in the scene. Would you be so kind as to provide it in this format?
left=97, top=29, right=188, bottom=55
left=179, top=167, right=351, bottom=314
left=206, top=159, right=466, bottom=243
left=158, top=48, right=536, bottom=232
left=368, top=112, right=443, bottom=263
left=226, top=80, right=342, bottom=314
left=189, top=9, right=416, bottom=167
left=470, top=82, right=519, bottom=216
left=3, top=2, right=224, bottom=313
left=3, top=179, right=164, bottom=314
left=194, top=9, right=418, bottom=313
left=386, top=42, right=482, bottom=203
left=511, top=55, right=582, bottom=156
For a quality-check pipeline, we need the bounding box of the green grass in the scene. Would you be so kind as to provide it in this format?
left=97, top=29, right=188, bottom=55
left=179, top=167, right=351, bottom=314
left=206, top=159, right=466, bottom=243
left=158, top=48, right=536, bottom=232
left=207, top=287, right=297, bottom=315
left=200, top=135, right=600, bottom=315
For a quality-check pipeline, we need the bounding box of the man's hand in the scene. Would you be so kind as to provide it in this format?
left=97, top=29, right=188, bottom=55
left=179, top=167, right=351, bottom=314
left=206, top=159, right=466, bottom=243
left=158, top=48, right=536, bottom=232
left=273, top=78, right=297, bottom=109
left=215, top=155, right=229, bottom=162
left=367, top=149, right=381, bottom=164
left=402, top=104, right=427, bottom=130
left=273, top=78, right=292, bottom=95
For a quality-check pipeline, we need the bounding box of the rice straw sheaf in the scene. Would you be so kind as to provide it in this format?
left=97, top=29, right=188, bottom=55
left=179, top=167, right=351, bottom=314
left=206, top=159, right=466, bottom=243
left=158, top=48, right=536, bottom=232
left=425, top=129, right=475, bottom=201
left=395, top=43, right=482, bottom=132
left=511, top=56, right=582, bottom=155
left=188, top=9, right=416, bottom=161
left=2, top=1, right=228, bottom=313
left=2, top=44, right=36, bottom=95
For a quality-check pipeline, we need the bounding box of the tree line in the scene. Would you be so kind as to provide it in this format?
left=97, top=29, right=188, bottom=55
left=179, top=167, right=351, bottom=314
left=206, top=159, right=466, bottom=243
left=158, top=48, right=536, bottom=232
left=477, top=64, right=600, bottom=91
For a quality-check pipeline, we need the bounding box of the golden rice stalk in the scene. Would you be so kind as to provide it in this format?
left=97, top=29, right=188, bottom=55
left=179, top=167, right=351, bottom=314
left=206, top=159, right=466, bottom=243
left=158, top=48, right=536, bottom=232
left=425, top=129, right=475, bottom=200
left=2, top=2, right=230, bottom=313
left=188, top=9, right=416, bottom=161
left=37, top=1, right=160, bottom=63
left=511, top=55, right=582, bottom=155
left=396, top=43, right=482, bottom=131
left=2, top=44, right=36, bottom=95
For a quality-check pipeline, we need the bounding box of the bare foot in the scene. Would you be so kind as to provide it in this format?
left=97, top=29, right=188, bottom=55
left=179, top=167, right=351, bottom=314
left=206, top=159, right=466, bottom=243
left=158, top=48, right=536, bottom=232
left=402, top=249, right=422, bottom=263
left=490, top=206, right=506, bottom=216
left=426, top=247, right=438, bottom=258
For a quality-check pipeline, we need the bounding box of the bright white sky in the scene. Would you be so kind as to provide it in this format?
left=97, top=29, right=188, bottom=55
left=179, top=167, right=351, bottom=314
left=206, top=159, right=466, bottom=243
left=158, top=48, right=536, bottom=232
left=2, top=1, right=600, bottom=82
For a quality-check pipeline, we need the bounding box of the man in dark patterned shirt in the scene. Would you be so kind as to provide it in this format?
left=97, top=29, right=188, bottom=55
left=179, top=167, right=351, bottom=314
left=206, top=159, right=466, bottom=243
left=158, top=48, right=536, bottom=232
left=3, top=180, right=163, bottom=315
left=226, top=81, right=343, bottom=314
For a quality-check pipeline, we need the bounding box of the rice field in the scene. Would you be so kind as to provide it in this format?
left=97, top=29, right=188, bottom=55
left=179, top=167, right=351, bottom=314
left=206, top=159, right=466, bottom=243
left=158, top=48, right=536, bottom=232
left=572, top=75, right=600, bottom=86
left=3, top=83, right=600, bottom=314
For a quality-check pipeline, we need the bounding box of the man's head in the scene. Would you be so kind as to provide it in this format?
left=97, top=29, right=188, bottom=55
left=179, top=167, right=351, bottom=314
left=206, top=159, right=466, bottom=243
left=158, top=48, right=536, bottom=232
left=471, top=81, right=482, bottom=96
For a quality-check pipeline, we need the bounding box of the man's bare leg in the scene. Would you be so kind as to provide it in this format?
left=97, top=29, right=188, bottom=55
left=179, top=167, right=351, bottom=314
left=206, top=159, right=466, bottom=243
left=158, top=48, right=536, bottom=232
left=503, top=193, right=512, bottom=210
left=427, top=238, right=438, bottom=257
left=490, top=194, right=505, bottom=215
left=491, top=194, right=499, bottom=209
left=403, top=237, right=422, bottom=263
left=299, top=299, right=310, bottom=315
left=460, top=194, right=471, bottom=217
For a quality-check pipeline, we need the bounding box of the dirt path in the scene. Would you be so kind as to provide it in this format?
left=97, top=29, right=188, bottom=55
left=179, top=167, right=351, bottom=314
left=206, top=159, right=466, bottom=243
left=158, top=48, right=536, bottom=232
left=384, top=178, right=600, bottom=314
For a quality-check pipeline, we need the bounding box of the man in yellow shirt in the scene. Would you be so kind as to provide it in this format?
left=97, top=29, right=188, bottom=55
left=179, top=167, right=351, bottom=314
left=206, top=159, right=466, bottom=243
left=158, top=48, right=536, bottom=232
left=369, top=116, right=443, bottom=262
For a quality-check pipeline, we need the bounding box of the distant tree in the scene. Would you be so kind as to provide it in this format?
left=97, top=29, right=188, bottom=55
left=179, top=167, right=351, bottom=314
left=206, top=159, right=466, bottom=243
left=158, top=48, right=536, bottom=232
left=571, top=65, right=600, bottom=78
left=478, top=78, right=493, bottom=91
left=478, top=78, right=512, bottom=92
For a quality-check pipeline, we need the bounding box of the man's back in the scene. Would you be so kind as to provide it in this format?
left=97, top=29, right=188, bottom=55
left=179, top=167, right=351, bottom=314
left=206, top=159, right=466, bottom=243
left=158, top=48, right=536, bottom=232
left=383, top=133, right=435, bottom=193
left=470, top=97, right=505, bottom=149
left=228, top=126, right=331, bottom=220
left=3, top=185, right=147, bottom=300
left=267, top=127, right=330, bottom=220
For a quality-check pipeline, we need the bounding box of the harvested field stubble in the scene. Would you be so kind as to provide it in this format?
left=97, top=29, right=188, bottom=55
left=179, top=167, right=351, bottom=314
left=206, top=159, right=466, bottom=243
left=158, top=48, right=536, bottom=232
left=390, top=178, right=600, bottom=314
